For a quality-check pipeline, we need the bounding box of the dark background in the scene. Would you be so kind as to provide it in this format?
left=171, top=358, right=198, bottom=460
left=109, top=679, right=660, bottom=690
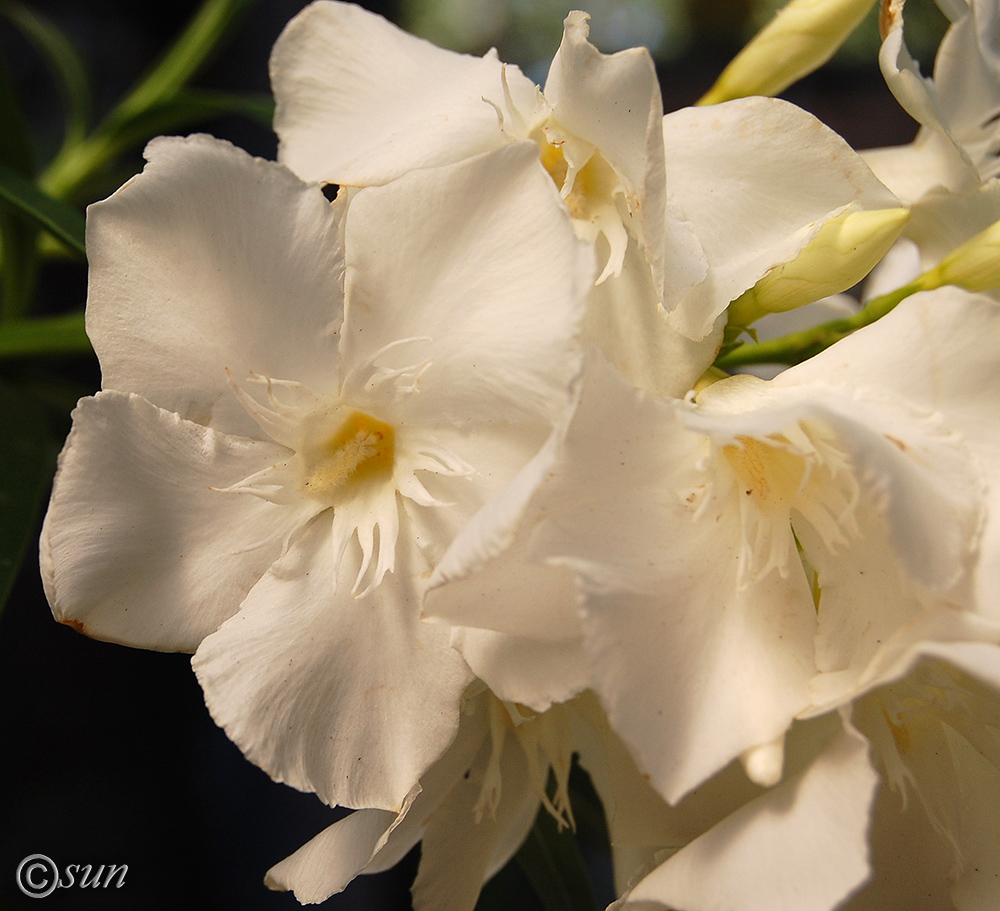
left=0, top=2, right=918, bottom=909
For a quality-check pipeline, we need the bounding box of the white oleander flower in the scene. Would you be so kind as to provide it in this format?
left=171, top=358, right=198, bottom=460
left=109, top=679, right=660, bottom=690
left=426, top=286, right=1000, bottom=811
left=272, top=2, right=666, bottom=286
left=618, top=636, right=1000, bottom=911
left=847, top=643, right=1000, bottom=910
left=866, top=0, right=1000, bottom=203
left=864, top=0, right=1000, bottom=277
left=266, top=688, right=581, bottom=910
left=614, top=711, right=879, bottom=911
left=270, top=2, right=900, bottom=348
left=40, top=133, right=593, bottom=813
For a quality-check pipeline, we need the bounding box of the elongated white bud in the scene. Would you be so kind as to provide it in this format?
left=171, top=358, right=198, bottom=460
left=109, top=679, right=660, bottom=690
left=699, top=0, right=878, bottom=105
left=729, top=207, right=910, bottom=325
left=930, top=219, right=1000, bottom=293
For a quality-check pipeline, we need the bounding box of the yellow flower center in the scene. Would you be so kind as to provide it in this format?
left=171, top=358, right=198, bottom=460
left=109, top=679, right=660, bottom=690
left=709, top=421, right=859, bottom=583
left=300, top=410, right=394, bottom=503
left=538, top=139, right=620, bottom=224
left=722, top=435, right=807, bottom=510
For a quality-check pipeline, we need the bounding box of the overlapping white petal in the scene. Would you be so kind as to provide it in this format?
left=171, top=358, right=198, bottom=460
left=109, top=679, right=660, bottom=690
left=271, top=1, right=539, bottom=186
left=40, top=391, right=312, bottom=651
left=864, top=0, right=1000, bottom=281
left=622, top=716, right=878, bottom=911
left=267, top=690, right=584, bottom=911
left=534, top=357, right=819, bottom=801
left=661, top=96, right=900, bottom=339
left=44, top=128, right=592, bottom=817
left=866, top=0, right=1000, bottom=201
left=435, top=288, right=996, bottom=812
left=782, top=287, right=1000, bottom=624
left=271, top=3, right=673, bottom=303
left=85, top=135, right=344, bottom=439
left=844, top=642, right=1000, bottom=910
left=192, top=520, right=471, bottom=810
left=340, top=140, right=592, bottom=427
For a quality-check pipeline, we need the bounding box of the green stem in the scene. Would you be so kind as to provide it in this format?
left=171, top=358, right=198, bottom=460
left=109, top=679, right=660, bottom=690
left=716, top=278, right=929, bottom=369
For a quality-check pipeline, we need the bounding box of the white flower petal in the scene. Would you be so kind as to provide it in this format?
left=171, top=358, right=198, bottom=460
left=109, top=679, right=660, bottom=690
left=694, top=386, right=983, bottom=597
left=429, top=543, right=579, bottom=642
left=270, top=1, right=537, bottom=185
left=411, top=723, right=538, bottom=911
left=544, top=10, right=666, bottom=289
left=802, top=498, right=928, bottom=681
left=661, top=97, right=898, bottom=339
left=861, top=135, right=973, bottom=204
left=423, top=423, right=588, bottom=710
left=777, top=288, right=1000, bottom=620
left=534, top=359, right=816, bottom=802
left=904, top=180, right=1000, bottom=268
left=566, top=692, right=710, bottom=894
left=584, top=232, right=720, bottom=398
left=86, top=135, right=344, bottom=438
left=450, top=627, right=589, bottom=713
left=40, top=391, right=307, bottom=652
left=868, top=0, right=982, bottom=201
left=265, top=807, right=398, bottom=904
left=808, top=609, right=1000, bottom=714
left=932, top=0, right=1000, bottom=184
left=192, top=518, right=472, bottom=812
left=340, top=142, right=592, bottom=428
left=425, top=429, right=581, bottom=642
left=267, top=697, right=493, bottom=903
left=852, top=652, right=1000, bottom=911
left=842, top=779, right=954, bottom=910
left=625, top=720, right=878, bottom=911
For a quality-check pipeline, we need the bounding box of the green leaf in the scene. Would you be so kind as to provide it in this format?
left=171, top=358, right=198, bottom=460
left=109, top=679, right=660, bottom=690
left=0, top=381, right=59, bottom=615
left=41, top=0, right=257, bottom=201
left=0, top=53, right=35, bottom=176
left=0, top=54, right=40, bottom=319
left=0, top=312, right=91, bottom=359
left=110, top=0, right=255, bottom=125
left=0, top=208, right=40, bottom=319
left=515, top=807, right=599, bottom=911
left=1, top=1, right=92, bottom=151
left=103, top=89, right=274, bottom=152
left=0, top=162, right=86, bottom=256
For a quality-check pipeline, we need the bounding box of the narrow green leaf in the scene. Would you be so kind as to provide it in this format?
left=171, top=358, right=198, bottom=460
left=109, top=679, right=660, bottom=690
left=0, top=210, right=40, bottom=319
left=0, top=54, right=35, bottom=176
left=515, top=808, right=599, bottom=911
left=0, top=162, right=86, bottom=256
left=0, top=54, right=40, bottom=319
left=41, top=0, right=257, bottom=201
left=2, top=1, right=92, bottom=150
left=0, top=382, right=59, bottom=615
left=0, top=312, right=91, bottom=359
left=103, top=89, right=274, bottom=151
left=111, top=0, right=255, bottom=124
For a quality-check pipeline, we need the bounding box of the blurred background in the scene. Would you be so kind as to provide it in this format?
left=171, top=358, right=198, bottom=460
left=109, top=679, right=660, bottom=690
left=0, top=0, right=945, bottom=908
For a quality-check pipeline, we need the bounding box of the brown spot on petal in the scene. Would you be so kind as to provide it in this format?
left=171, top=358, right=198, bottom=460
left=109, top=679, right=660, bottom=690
left=879, top=0, right=905, bottom=41
left=60, top=617, right=87, bottom=635
left=885, top=435, right=907, bottom=452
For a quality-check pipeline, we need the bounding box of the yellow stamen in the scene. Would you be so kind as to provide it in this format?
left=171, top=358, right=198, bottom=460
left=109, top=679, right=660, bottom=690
left=300, top=410, right=394, bottom=502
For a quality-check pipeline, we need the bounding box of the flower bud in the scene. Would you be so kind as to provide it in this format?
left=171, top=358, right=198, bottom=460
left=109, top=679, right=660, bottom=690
left=929, top=219, right=1000, bottom=293
left=698, top=0, right=878, bottom=105
left=729, top=207, right=911, bottom=325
